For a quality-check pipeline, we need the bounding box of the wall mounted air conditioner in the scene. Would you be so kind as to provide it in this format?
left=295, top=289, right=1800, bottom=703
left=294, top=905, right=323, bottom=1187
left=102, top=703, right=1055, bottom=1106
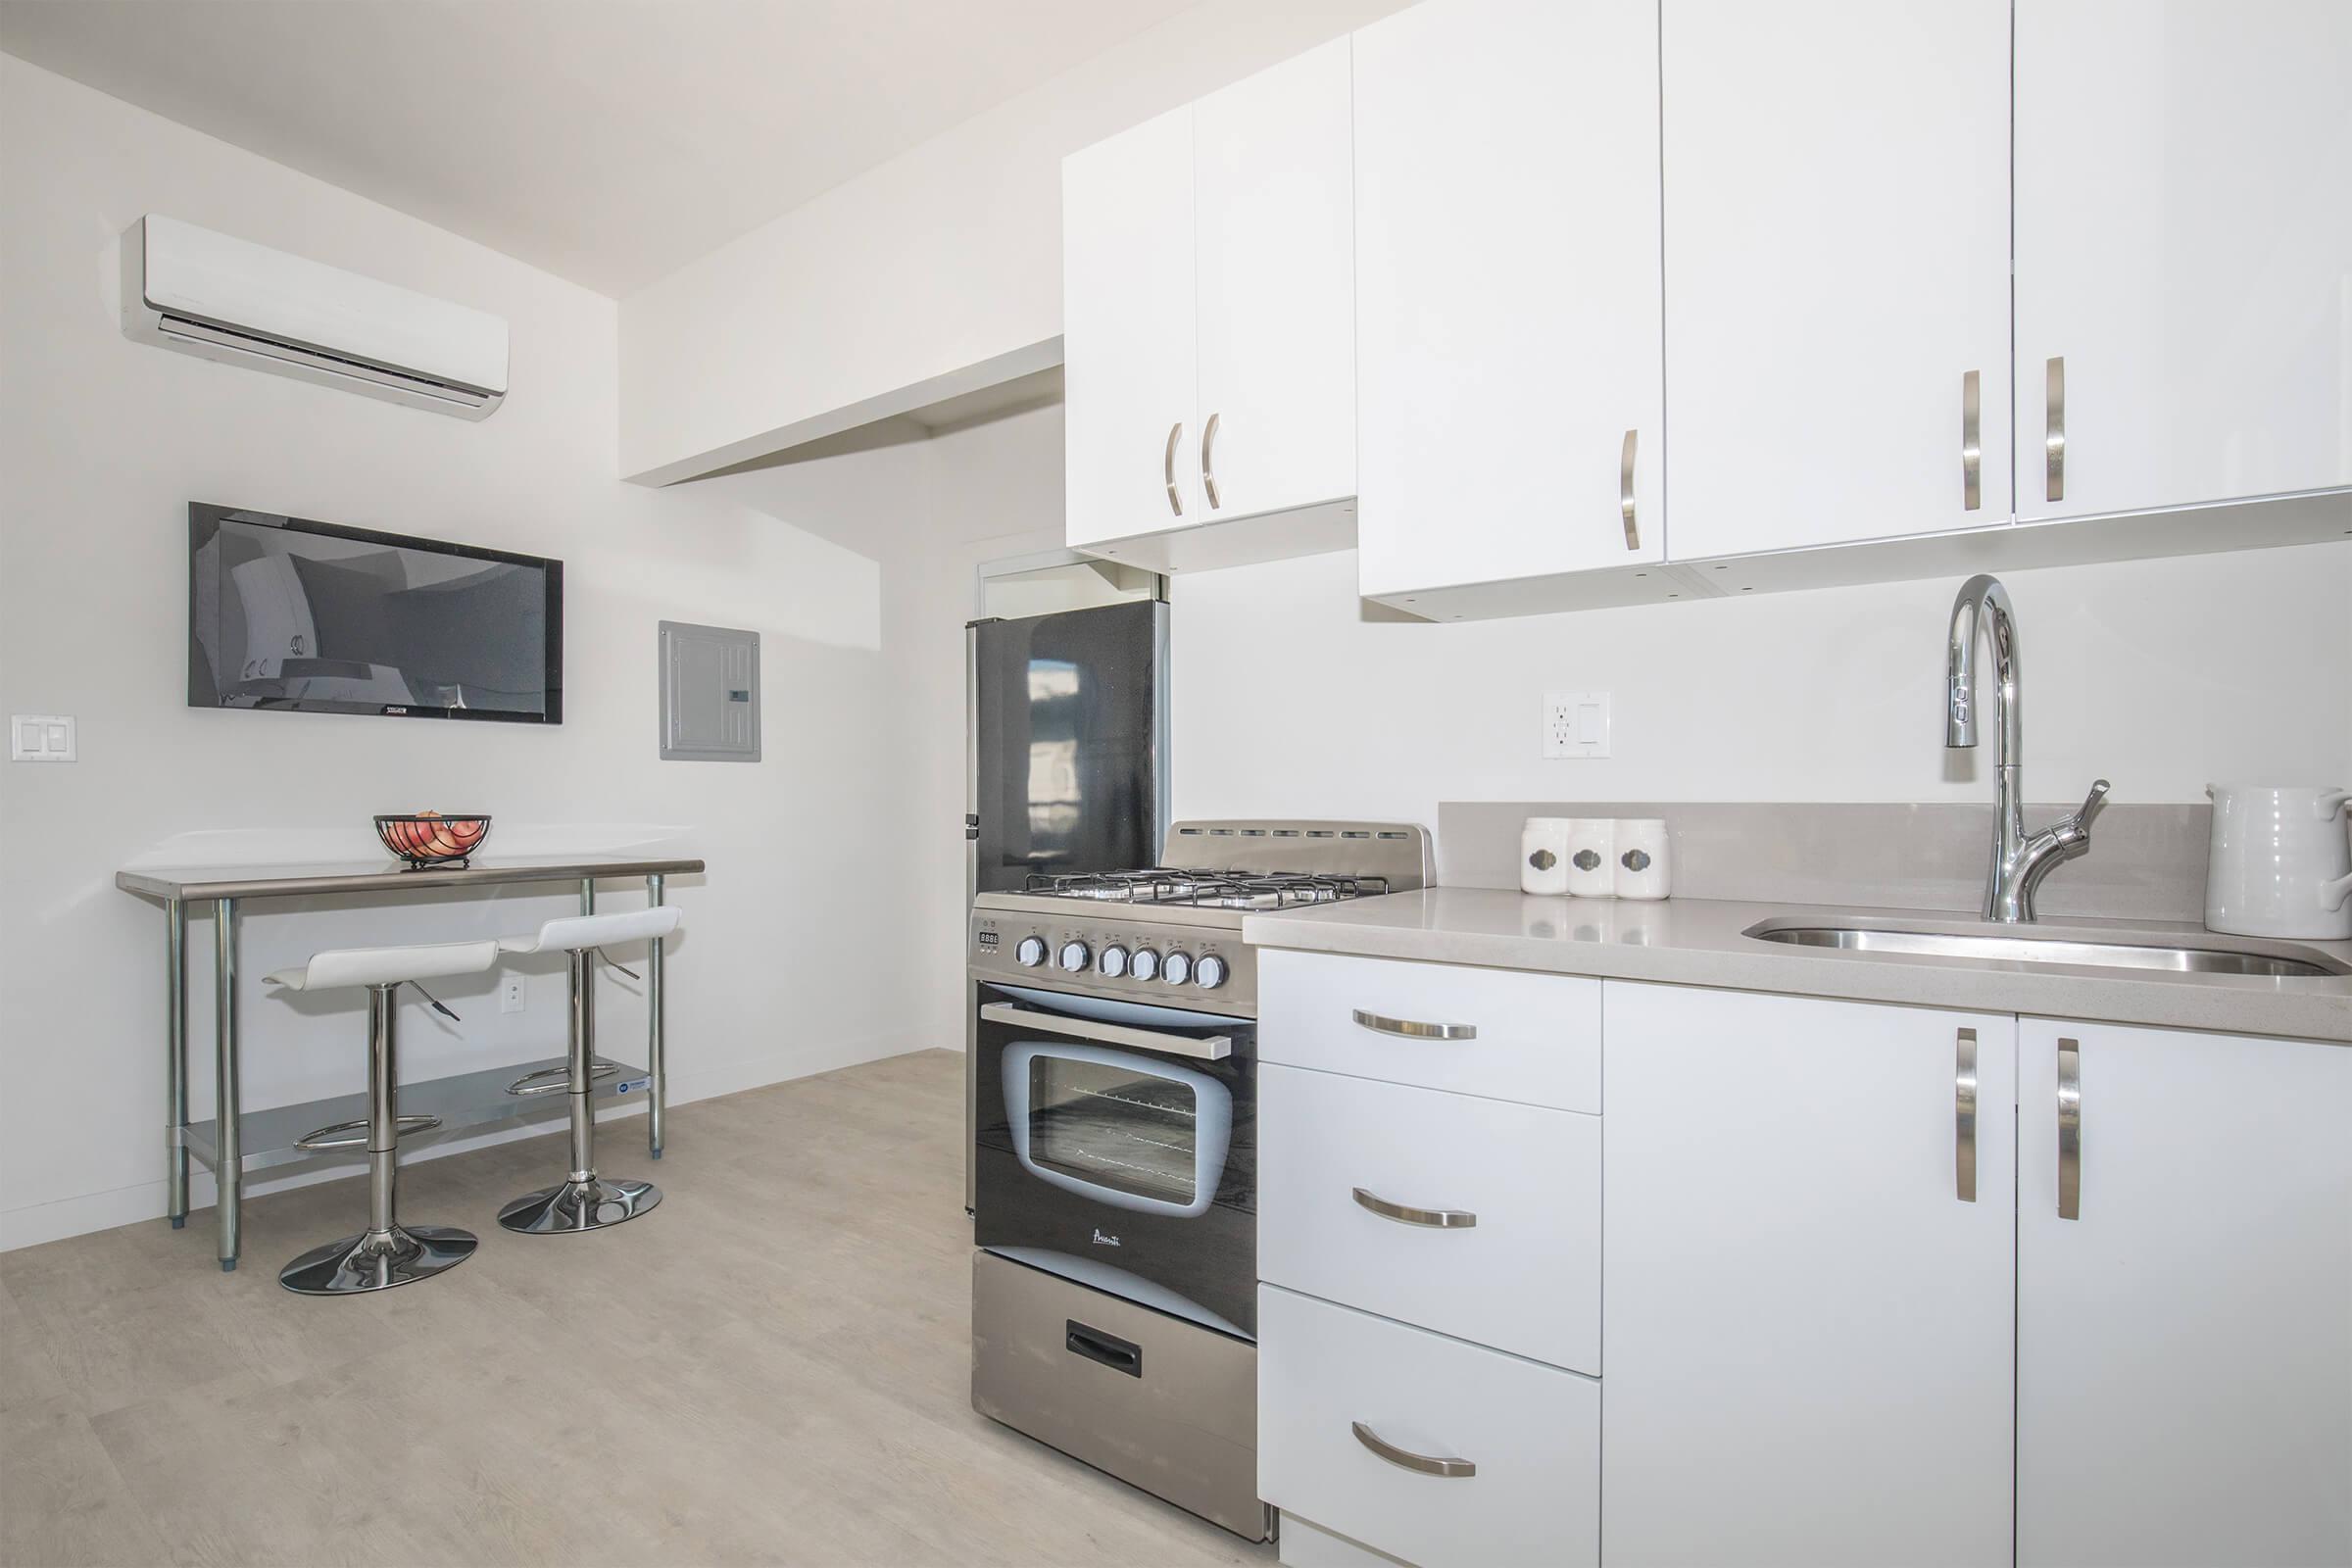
left=121, top=215, right=508, bottom=419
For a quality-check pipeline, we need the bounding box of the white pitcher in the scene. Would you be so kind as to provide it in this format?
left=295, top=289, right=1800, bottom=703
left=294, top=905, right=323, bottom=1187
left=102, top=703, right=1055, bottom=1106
left=2204, top=784, right=2352, bottom=940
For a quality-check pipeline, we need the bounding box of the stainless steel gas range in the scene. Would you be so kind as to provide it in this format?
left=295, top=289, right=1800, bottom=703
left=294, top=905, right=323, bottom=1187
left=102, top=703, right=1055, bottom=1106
left=966, top=819, right=1433, bottom=1541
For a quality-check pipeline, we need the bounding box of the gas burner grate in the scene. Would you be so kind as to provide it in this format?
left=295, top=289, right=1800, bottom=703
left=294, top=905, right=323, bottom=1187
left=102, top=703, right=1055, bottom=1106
left=1021, top=867, right=1394, bottom=910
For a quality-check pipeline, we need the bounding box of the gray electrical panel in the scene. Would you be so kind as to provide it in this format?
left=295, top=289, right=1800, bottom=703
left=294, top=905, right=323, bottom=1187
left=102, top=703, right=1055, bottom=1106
left=659, top=620, right=760, bottom=761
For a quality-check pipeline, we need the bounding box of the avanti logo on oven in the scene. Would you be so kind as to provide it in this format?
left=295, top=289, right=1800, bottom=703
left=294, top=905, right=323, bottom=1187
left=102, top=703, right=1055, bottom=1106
left=1091, top=1228, right=1122, bottom=1248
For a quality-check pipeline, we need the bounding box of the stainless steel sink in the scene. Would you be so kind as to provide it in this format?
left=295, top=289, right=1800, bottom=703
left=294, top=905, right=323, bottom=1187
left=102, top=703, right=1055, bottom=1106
left=1743, top=920, right=2352, bottom=978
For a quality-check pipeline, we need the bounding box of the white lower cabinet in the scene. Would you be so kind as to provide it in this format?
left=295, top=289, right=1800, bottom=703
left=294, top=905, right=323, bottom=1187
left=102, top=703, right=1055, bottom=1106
left=1259, top=1285, right=1599, bottom=1568
left=1600, top=983, right=2018, bottom=1567
left=2017, top=1019, right=2352, bottom=1568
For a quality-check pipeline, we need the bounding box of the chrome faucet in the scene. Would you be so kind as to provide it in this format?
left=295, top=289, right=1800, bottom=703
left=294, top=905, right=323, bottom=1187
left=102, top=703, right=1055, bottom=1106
left=1944, top=573, right=2109, bottom=922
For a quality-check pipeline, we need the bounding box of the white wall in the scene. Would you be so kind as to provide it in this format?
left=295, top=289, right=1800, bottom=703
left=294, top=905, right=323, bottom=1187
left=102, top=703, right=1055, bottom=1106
left=1172, top=543, right=2352, bottom=876
left=0, top=57, right=921, bottom=1250
left=616, top=0, right=1408, bottom=483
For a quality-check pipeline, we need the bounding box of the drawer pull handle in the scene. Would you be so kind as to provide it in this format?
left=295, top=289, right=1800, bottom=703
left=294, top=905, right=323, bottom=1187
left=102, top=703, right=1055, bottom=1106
left=1352, top=1187, right=1477, bottom=1229
left=1352, top=1421, right=1476, bottom=1478
left=1350, top=1008, right=1476, bottom=1042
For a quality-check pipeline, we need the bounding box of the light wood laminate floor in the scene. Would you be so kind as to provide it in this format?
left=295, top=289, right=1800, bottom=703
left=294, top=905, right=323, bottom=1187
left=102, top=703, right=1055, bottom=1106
left=0, top=1049, right=1273, bottom=1568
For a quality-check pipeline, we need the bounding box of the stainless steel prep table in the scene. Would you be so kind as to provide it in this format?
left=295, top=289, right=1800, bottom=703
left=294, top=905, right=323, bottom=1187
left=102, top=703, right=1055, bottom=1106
left=115, top=853, right=704, bottom=1270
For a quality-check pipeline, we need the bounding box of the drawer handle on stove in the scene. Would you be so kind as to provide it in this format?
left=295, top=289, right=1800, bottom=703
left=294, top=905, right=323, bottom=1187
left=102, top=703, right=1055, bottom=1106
left=1352, top=1422, right=1477, bottom=1478
left=1351, top=1008, right=1477, bottom=1042
left=979, top=1002, right=1232, bottom=1061
left=1353, top=1187, right=1477, bottom=1228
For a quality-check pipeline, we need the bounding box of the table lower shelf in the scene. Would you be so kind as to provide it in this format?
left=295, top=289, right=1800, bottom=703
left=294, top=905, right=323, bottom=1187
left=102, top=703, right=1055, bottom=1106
left=178, top=1054, right=653, bottom=1174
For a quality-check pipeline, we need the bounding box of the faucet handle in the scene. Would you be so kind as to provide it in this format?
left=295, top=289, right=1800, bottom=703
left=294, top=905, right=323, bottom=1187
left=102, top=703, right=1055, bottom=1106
left=2077, top=778, right=2111, bottom=822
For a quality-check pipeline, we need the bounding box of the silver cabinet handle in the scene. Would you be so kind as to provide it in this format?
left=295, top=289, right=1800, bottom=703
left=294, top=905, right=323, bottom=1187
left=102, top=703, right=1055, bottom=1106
left=1352, top=1421, right=1476, bottom=1479
left=1200, top=411, right=1222, bottom=510
left=2044, top=357, right=2066, bottom=503
left=1961, top=369, right=1982, bottom=512
left=2057, top=1035, right=2082, bottom=1220
left=1953, top=1026, right=1978, bottom=1202
left=1352, top=1187, right=1478, bottom=1229
left=979, top=1001, right=1231, bottom=1061
left=1620, top=428, right=1641, bottom=550
left=1163, top=421, right=1185, bottom=516
left=1351, top=1008, right=1476, bottom=1041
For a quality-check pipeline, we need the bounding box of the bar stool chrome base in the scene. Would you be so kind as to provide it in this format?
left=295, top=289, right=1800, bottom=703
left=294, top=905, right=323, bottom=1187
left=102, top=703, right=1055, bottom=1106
left=278, top=1223, right=477, bottom=1296
left=497, top=1175, right=662, bottom=1235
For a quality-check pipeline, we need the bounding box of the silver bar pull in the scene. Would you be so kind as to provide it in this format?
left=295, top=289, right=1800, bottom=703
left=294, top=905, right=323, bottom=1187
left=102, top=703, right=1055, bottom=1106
left=1353, top=1187, right=1477, bottom=1229
left=2057, top=1035, right=2082, bottom=1220
left=1163, top=421, right=1186, bottom=516
left=1200, top=411, right=1222, bottom=510
left=979, top=1001, right=1232, bottom=1061
left=1619, top=428, right=1641, bottom=550
left=1961, top=369, right=1982, bottom=512
left=1352, top=1421, right=1476, bottom=1479
left=1351, top=1008, right=1477, bottom=1042
left=2044, top=357, right=2066, bottom=503
left=1954, top=1026, right=1979, bottom=1202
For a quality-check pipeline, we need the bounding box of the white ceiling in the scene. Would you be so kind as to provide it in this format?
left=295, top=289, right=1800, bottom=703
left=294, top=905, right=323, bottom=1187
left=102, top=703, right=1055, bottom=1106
left=0, top=0, right=1196, bottom=297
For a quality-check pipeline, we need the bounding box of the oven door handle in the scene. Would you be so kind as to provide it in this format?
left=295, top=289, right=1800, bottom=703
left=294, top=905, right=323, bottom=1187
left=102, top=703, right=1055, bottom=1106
left=979, top=1002, right=1234, bottom=1062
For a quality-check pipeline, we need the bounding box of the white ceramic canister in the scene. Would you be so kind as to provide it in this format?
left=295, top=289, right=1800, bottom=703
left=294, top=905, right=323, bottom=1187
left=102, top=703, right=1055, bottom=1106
left=1564, top=818, right=1617, bottom=898
left=2204, top=784, right=2352, bottom=940
left=1614, top=818, right=1674, bottom=900
left=1520, top=816, right=1573, bottom=896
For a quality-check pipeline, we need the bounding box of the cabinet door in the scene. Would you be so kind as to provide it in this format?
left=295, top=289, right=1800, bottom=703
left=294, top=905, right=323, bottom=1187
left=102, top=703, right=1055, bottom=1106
left=2015, top=1, right=2352, bottom=522
left=2018, top=1019, right=2352, bottom=1567
left=1192, top=37, right=1355, bottom=527
left=1064, top=106, right=1197, bottom=549
left=1663, top=0, right=2012, bottom=559
left=1353, top=0, right=1665, bottom=599
left=1603, top=983, right=2016, bottom=1567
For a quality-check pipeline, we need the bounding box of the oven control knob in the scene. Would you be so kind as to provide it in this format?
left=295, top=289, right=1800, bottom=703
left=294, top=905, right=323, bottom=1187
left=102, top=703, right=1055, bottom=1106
left=1098, top=945, right=1128, bottom=978
left=1058, top=940, right=1091, bottom=972
left=1015, top=936, right=1048, bottom=967
left=1162, top=950, right=1193, bottom=986
left=1130, top=948, right=1159, bottom=982
left=1195, top=954, right=1229, bottom=990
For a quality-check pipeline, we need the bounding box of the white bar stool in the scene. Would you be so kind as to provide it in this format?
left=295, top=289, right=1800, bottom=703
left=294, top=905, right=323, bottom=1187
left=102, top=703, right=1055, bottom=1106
left=264, top=938, right=500, bottom=1296
left=494, top=906, right=679, bottom=1235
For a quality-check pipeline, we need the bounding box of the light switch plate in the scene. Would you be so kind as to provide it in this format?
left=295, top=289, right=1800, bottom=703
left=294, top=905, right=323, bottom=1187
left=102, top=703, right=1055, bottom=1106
left=11, top=714, right=75, bottom=762
left=1543, top=692, right=1610, bottom=760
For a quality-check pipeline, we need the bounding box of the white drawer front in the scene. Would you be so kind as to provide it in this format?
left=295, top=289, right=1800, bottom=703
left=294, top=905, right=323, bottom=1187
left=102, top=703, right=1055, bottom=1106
left=1259, top=950, right=1600, bottom=1112
left=1260, top=1063, right=1599, bottom=1373
left=1260, top=1284, right=1599, bottom=1568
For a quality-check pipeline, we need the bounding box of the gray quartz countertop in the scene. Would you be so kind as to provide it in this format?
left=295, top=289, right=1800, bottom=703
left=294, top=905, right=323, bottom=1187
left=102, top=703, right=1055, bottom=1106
left=1244, top=889, right=2352, bottom=1045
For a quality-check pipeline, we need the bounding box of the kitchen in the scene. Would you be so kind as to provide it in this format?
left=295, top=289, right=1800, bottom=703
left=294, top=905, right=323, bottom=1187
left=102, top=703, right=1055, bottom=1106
left=2, top=1, right=2347, bottom=1566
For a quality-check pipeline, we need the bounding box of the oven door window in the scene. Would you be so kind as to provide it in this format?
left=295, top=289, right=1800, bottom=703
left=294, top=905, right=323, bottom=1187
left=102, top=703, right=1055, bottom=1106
left=1003, top=1042, right=1233, bottom=1219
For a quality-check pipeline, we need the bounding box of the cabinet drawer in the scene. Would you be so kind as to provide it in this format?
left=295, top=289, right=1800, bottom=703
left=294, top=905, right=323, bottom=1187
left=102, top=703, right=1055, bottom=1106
left=1259, top=1284, right=1599, bottom=1568
left=1259, top=950, right=1599, bottom=1112
left=1260, top=1063, right=1599, bottom=1373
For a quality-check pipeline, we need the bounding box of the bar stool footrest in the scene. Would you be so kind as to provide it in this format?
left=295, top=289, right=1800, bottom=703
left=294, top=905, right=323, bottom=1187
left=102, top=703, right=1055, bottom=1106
left=506, top=1060, right=620, bottom=1097
left=293, top=1114, right=441, bottom=1152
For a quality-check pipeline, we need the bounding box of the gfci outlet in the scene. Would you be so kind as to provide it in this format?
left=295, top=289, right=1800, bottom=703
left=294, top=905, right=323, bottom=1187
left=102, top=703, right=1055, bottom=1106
left=1544, top=692, right=1612, bottom=759
left=500, top=975, right=526, bottom=1014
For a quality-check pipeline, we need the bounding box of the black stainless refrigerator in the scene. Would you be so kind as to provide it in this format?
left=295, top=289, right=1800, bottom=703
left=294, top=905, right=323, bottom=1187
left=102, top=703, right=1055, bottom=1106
left=965, top=598, right=1169, bottom=1208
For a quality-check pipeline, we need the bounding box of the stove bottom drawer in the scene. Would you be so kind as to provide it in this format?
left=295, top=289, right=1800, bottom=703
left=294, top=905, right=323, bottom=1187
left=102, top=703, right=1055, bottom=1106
left=971, top=1250, right=1270, bottom=1542
left=1259, top=1285, right=1599, bottom=1568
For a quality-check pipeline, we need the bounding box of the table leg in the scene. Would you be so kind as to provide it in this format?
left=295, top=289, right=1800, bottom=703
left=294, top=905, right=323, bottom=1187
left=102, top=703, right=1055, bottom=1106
left=166, top=900, right=188, bottom=1228
left=214, top=898, right=241, bottom=1271
left=647, top=872, right=665, bottom=1160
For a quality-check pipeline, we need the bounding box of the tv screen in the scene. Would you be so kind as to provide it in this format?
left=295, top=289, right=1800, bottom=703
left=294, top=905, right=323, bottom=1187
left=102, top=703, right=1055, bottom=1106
left=188, top=504, right=562, bottom=723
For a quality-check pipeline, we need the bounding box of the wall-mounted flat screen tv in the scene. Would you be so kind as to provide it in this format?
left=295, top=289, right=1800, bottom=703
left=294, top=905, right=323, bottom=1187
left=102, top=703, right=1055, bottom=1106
left=188, top=503, right=563, bottom=723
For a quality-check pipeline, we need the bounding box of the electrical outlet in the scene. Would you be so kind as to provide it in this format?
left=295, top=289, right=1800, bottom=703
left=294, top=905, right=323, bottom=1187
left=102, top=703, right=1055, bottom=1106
left=500, top=975, right=525, bottom=1014
left=1544, top=692, right=1611, bottom=759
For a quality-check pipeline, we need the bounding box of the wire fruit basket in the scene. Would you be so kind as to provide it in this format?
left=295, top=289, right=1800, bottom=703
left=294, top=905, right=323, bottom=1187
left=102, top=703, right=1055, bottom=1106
left=374, top=812, right=492, bottom=870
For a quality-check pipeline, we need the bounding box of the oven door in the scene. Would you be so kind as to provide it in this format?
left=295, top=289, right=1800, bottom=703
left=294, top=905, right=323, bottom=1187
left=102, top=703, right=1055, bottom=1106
left=974, top=983, right=1256, bottom=1339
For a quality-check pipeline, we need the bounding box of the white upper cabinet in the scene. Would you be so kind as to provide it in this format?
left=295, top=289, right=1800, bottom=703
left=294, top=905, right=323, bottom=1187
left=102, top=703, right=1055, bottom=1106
left=1065, top=44, right=1354, bottom=560
left=1354, top=0, right=1666, bottom=601
left=1064, top=106, right=1199, bottom=546
left=1192, top=37, right=1355, bottom=530
left=2015, top=0, right=2352, bottom=523
left=2017, top=1019, right=2352, bottom=1567
left=1603, top=984, right=2018, bottom=1567
left=1663, top=0, right=2013, bottom=559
